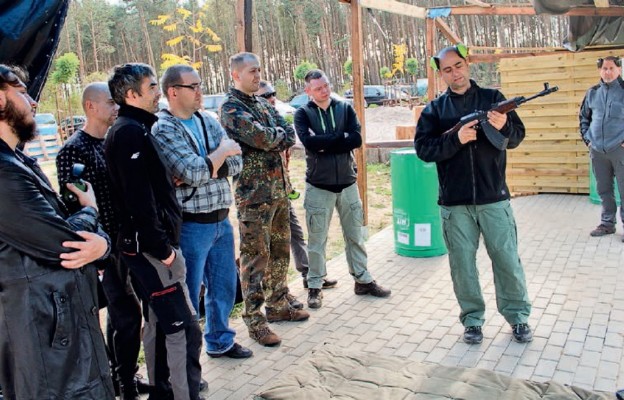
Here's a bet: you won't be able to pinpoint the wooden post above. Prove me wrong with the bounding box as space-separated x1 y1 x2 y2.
235 0 253 52
350 0 368 226
426 17 436 102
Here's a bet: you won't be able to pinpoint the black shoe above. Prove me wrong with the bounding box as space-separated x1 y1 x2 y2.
119 380 139 400
511 323 533 343
303 277 338 289
200 378 208 392
207 343 253 359
463 326 483 344
135 373 150 394
307 288 322 309
286 293 304 309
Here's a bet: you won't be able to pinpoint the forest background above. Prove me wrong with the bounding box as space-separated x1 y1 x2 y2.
40 0 569 114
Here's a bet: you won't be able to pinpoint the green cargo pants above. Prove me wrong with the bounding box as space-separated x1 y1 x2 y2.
440 200 531 328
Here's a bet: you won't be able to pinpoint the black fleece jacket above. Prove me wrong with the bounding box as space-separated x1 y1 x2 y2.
294 99 362 192
104 104 182 260
414 80 525 206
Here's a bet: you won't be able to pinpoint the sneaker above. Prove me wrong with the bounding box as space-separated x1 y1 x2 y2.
307 288 322 309
511 323 533 343
285 293 303 310
303 277 338 289
266 306 310 323
354 281 391 297
207 343 253 359
463 326 483 344
249 326 281 347
590 224 616 237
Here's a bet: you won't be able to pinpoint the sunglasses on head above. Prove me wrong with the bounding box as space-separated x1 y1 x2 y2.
430 43 469 71
259 91 276 99
597 57 622 68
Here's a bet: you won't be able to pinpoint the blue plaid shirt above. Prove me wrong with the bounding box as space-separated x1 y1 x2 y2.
152 110 242 214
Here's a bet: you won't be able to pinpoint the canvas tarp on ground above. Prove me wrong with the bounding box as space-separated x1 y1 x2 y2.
256 345 613 400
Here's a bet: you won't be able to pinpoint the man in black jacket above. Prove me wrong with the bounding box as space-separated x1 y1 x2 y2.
414 45 532 345
104 63 203 400
0 64 114 399
294 69 390 309
57 82 148 399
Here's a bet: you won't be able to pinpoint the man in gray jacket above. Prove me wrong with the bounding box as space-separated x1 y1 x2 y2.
580 56 624 240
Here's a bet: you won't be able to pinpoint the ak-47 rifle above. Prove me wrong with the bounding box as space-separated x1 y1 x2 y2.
443 82 559 150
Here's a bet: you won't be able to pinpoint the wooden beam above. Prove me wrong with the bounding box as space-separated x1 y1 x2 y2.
434 18 461 44
469 52 556 63
445 5 624 16
464 0 492 6
350 0 369 225
426 17 436 102
360 0 426 19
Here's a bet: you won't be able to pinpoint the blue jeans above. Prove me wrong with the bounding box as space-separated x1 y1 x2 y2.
180 219 237 355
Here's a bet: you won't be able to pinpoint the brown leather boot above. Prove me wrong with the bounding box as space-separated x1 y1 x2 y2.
354 280 391 297
249 326 281 347
266 306 310 323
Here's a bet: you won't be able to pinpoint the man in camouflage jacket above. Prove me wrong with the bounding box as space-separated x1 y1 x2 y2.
220 52 309 347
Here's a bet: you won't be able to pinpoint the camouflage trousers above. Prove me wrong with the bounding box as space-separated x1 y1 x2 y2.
238 197 291 331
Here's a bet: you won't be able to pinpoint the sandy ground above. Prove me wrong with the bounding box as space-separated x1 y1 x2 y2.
364 105 415 141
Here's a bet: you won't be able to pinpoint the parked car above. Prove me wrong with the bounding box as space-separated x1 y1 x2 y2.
289 92 363 109
35 113 59 136
60 115 86 139
274 99 295 117
344 85 410 106
203 94 226 113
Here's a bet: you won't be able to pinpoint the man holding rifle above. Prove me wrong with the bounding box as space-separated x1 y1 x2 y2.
414 44 533 345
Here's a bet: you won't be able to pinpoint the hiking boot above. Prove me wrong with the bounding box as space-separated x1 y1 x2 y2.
463 326 483 344
249 326 281 347
590 224 616 237
285 293 304 310
307 288 322 309
266 306 310 323
354 280 391 297
511 323 533 343
303 277 338 289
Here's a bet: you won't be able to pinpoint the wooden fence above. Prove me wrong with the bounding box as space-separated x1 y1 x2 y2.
24 131 62 161
500 48 623 195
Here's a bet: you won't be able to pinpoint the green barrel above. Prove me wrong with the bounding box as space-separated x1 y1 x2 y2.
391 148 447 257
589 158 620 205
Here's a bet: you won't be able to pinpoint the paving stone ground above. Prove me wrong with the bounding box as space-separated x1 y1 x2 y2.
140 194 624 399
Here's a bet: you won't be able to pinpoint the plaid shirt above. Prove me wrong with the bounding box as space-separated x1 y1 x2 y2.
151 110 242 214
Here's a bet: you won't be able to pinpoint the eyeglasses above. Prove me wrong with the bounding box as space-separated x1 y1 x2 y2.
173 82 202 92
430 43 469 71
597 57 622 68
258 91 276 99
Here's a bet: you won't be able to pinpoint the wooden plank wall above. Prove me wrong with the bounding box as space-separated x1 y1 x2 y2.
499 49 622 195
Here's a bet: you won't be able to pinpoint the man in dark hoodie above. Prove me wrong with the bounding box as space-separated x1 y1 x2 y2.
415 45 532 345
104 63 203 400
293 69 391 310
